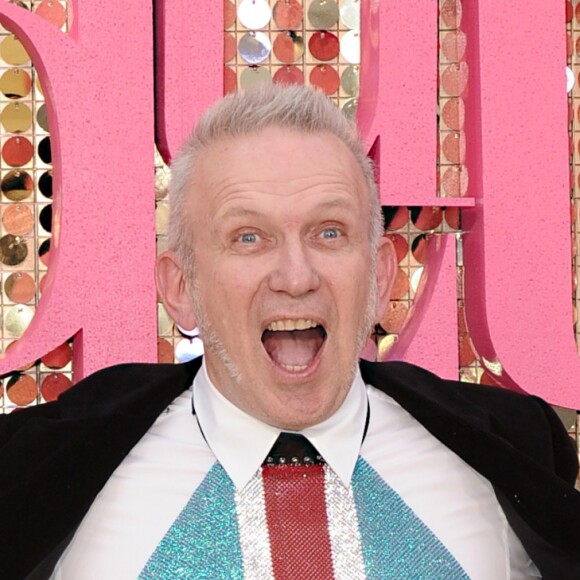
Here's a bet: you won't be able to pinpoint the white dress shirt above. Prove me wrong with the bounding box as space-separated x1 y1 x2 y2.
54 361 540 579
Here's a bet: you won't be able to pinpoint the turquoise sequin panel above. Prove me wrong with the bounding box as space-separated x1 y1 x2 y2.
139 462 244 579
352 457 469 579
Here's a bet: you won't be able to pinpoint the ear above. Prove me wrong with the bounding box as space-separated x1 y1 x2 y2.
155 250 197 330
375 236 397 323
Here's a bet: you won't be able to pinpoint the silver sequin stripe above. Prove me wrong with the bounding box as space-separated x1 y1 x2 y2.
325 464 367 579
235 471 275 580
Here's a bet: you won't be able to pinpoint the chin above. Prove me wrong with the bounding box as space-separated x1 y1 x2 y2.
265 397 336 430
270 414 321 431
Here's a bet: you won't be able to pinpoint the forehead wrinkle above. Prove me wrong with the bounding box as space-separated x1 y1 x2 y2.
185 130 372 233
215 171 357 192
211 175 363 209
215 191 362 226
229 193 353 214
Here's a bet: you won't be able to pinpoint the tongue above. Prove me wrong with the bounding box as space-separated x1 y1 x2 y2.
262 328 324 366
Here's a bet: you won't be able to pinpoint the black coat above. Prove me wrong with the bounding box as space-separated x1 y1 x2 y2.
0 358 578 579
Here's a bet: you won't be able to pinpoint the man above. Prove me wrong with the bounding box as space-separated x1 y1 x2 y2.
0 84 579 579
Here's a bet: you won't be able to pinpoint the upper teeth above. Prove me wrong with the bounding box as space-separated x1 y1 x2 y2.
267 319 319 331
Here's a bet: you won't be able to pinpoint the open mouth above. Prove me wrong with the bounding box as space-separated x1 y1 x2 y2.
261 319 327 373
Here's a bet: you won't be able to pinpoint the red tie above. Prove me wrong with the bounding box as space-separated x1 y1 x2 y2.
261 434 335 579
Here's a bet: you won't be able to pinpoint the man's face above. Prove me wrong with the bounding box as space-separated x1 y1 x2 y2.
160 126 394 430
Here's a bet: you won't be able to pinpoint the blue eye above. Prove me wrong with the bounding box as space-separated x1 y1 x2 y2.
240 232 258 243
321 228 340 239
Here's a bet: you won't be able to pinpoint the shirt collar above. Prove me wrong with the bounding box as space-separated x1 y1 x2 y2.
193 360 368 490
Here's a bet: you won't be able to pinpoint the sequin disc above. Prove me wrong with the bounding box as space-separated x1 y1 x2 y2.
1 102 33 133
157 338 173 363
410 268 424 293
41 343 72 369
411 234 427 264
41 373 72 401
441 164 468 196
385 206 409 230
224 0 236 28
224 32 237 63
340 30 360 64
391 268 410 299
441 29 466 62
412 206 443 231
308 0 339 29
440 0 462 29
237 0 272 30
39 239 50 267
38 171 52 198
441 97 465 130
273 65 304 85
38 136 52 164
309 31 339 61
341 65 359 96
4 271 35 303
39 204 52 233
37 103 49 131
224 67 237 94
35 0 67 29
1 170 32 201
1 35 30 66
239 32 272 65
6 374 36 405
381 300 408 333
442 131 465 164
309 64 339 95
240 66 272 88
0 68 31 99
155 202 169 235
441 62 468 96
157 303 174 335
273 0 303 29
2 137 33 167
342 98 358 119
340 0 360 29
175 337 204 363
445 206 461 230
2 204 33 236
385 233 409 263
273 31 305 63
5 304 33 337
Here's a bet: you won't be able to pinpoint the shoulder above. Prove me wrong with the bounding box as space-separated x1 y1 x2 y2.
360 358 538 412
0 358 202 431
58 359 201 406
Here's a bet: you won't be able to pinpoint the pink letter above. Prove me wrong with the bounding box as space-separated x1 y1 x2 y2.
0 0 157 379
155 1 223 163
461 0 580 407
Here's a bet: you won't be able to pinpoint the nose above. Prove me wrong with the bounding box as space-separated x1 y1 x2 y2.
268 239 321 297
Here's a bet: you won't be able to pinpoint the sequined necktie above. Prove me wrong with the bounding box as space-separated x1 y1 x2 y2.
261 433 334 579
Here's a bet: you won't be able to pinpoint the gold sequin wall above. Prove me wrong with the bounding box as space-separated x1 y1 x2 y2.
0 0 72 412
0 0 577 458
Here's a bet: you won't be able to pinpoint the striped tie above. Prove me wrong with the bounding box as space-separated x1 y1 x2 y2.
262 433 334 579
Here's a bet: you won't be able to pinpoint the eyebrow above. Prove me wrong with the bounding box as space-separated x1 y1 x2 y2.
314 197 355 211
219 197 355 221
218 207 263 221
